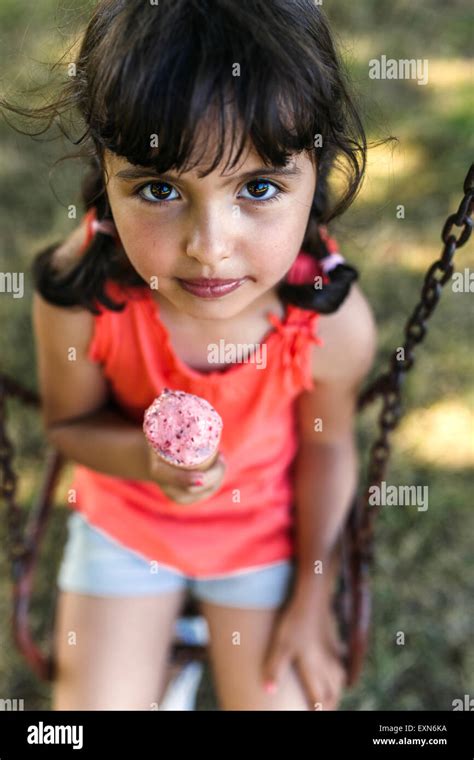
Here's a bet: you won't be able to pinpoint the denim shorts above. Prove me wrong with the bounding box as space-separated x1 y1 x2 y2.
57 511 296 609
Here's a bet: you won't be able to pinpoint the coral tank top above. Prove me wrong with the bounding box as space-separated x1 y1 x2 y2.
67 214 331 577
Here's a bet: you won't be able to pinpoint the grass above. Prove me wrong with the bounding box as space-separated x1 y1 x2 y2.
0 0 473 710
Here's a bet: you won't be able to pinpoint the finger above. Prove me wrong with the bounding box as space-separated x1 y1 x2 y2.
321 675 344 711
185 454 226 490
167 487 213 505
159 487 192 505
326 661 347 709
187 482 220 498
149 450 205 488
178 476 222 501
296 660 326 710
189 486 220 503
262 644 291 693
196 452 226 481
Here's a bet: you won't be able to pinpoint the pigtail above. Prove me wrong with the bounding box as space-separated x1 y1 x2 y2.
277 158 359 314
278 258 359 314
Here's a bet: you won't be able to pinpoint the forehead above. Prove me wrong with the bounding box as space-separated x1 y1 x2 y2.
103 106 315 179
105 145 315 181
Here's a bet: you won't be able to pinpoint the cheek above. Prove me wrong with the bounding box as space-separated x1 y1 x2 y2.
245 210 306 278
113 210 177 274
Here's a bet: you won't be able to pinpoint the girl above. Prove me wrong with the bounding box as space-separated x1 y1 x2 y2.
12 0 377 710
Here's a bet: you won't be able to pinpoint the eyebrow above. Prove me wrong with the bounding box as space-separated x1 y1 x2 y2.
114 164 303 185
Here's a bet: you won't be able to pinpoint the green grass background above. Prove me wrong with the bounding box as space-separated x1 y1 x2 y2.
0 0 473 710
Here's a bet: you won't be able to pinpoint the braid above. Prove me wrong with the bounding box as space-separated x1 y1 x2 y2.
277 157 359 315
278 261 359 314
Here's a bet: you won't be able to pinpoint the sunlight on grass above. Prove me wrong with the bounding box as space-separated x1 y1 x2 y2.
344 38 472 86
358 141 427 205
395 398 474 468
427 59 473 89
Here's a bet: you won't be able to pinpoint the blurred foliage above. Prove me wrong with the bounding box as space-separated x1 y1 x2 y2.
0 0 473 710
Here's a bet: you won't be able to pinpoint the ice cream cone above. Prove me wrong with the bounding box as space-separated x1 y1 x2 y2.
143 388 223 470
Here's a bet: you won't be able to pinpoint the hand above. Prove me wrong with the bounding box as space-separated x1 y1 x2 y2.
261 595 347 710
145 441 226 505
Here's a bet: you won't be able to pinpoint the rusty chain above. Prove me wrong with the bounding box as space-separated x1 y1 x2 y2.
342 163 473 685
355 162 473 565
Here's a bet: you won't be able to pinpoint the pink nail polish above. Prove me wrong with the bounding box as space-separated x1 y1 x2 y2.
264 681 278 694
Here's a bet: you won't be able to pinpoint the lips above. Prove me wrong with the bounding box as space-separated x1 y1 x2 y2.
177 277 249 298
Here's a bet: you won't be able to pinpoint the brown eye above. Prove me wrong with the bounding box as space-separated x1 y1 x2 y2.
138 181 178 203
247 179 270 197
240 179 281 204
149 182 172 199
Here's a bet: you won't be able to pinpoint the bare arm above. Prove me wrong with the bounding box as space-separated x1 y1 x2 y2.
292 283 378 601
32 288 151 480
261 285 377 703
47 407 153 481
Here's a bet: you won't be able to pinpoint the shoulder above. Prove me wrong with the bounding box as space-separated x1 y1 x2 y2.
32 291 96 359
311 282 378 385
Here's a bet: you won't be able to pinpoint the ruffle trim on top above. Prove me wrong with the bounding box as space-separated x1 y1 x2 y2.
141 287 324 398
267 306 324 393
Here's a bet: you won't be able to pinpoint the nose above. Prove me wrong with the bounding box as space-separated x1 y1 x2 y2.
184 204 232 271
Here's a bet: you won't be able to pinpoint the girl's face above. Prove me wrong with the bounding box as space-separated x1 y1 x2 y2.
103 134 316 323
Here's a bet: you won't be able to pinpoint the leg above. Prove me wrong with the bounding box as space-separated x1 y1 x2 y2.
199 601 310 710
52 588 187 710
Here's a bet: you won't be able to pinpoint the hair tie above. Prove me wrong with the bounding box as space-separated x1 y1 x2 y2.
78 208 119 256
91 218 117 238
320 252 346 273
317 225 346 273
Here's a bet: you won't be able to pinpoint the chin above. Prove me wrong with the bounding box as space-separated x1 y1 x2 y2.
177 296 250 320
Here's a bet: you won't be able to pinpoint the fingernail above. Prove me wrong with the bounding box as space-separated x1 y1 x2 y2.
264 681 278 694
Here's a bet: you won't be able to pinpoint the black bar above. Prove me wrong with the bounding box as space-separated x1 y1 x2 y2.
0 710 472 757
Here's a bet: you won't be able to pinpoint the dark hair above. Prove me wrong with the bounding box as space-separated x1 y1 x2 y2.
2 0 367 315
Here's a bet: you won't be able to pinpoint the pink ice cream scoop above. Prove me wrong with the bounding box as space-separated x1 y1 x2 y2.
143 388 223 469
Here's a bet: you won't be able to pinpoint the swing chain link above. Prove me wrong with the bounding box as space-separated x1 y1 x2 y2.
355 163 473 565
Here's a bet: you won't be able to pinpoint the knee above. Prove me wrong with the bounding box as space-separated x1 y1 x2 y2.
216 667 311 711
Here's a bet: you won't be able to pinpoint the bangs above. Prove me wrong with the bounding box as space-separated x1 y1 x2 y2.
79 0 337 175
